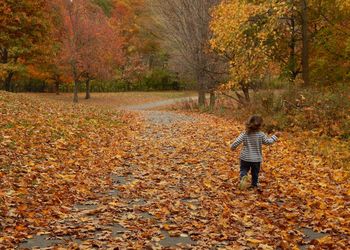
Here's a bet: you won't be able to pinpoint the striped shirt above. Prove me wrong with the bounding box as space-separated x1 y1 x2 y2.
230 131 278 162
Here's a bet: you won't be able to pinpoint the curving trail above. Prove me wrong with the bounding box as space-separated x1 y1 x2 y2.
121 96 198 111
18 98 349 249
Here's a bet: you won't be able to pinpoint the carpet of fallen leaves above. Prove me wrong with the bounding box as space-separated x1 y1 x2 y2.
1 91 350 249
0 92 135 247
108 114 349 249
27 92 195 110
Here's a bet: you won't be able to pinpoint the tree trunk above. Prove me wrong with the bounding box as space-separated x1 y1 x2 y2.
72 63 79 103
73 79 79 103
4 72 14 92
288 15 298 83
197 74 206 107
301 0 310 86
85 79 91 99
242 86 250 103
55 81 60 95
198 90 206 107
209 91 216 110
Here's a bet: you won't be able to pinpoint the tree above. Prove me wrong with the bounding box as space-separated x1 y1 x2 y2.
300 0 310 86
79 4 124 99
55 0 124 102
211 0 350 91
0 0 51 91
112 0 156 91
211 1 275 103
310 0 350 84
149 0 224 107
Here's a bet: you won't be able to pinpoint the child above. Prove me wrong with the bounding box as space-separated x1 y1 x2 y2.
230 115 279 190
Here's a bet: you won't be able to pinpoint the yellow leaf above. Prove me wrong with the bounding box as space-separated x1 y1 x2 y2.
188 204 197 210
317 235 333 244
247 238 262 246
258 244 273 250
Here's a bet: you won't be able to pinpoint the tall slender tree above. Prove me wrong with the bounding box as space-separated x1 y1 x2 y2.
300 0 310 86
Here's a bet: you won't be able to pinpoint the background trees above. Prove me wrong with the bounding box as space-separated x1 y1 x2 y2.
54 0 125 102
0 0 158 101
0 0 51 91
210 0 350 99
1 0 349 105
210 1 274 103
149 0 226 107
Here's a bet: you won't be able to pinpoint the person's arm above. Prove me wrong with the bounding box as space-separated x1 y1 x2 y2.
230 133 245 150
262 133 278 145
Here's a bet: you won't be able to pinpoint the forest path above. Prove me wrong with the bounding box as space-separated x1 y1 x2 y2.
121 95 197 111
121 95 199 125
19 97 345 249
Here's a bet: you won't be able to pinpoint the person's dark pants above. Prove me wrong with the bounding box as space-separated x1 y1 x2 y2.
240 160 261 187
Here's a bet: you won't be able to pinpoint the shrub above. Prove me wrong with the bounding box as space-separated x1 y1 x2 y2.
236 85 350 137
9 68 193 93
194 84 349 138
140 69 187 91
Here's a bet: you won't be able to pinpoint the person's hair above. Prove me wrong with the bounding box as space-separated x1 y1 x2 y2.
246 115 263 133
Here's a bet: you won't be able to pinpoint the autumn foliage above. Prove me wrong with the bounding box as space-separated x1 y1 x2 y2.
0 0 149 100
0 91 133 247
0 1 350 248
0 91 349 248
0 0 51 91
210 0 350 100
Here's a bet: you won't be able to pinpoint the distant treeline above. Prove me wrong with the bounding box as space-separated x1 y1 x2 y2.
7 69 194 93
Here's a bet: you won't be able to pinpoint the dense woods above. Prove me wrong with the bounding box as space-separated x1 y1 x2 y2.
1 0 349 103
210 0 350 95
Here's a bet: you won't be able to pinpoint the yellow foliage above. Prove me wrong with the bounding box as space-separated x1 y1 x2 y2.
210 0 287 89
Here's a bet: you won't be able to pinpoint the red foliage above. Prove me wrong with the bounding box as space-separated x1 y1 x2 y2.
53 0 125 82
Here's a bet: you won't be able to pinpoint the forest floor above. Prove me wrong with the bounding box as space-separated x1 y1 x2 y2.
1 91 349 249
26 92 196 110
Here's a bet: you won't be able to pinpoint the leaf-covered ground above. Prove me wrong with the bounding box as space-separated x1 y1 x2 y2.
1 92 349 249
26 92 196 110
0 92 135 248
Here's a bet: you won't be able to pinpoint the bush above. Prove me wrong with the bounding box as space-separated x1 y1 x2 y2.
8 68 192 93
140 69 186 91
203 84 349 138
258 78 288 90
235 84 350 137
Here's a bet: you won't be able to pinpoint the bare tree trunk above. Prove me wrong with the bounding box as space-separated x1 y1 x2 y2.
4 72 14 92
73 79 79 103
209 91 216 110
242 86 250 103
301 0 310 86
197 74 206 107
288 15 298 83
85 79 91 99
198 90 206 107
55 81 60 95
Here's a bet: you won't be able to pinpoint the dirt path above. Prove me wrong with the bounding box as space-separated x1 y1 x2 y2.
18 99 348 249
121 95 198 125
121 96 197 111
19 101 203 249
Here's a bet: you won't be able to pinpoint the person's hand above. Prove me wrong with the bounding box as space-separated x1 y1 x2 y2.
274 131 282 137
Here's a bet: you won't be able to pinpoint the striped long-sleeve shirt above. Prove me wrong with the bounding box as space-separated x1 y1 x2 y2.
230 131 278 162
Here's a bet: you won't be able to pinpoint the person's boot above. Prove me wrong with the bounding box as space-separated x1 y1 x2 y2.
239 175 248 190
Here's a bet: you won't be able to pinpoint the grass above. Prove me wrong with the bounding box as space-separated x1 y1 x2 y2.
27 91 196 109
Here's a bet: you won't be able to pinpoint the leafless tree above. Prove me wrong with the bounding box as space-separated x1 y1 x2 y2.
149 0 228 107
